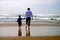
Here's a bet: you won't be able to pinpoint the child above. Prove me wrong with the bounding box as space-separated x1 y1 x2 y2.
17 15 24 36
17 15 22 27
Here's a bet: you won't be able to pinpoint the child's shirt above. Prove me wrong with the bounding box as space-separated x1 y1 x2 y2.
17 18 22 24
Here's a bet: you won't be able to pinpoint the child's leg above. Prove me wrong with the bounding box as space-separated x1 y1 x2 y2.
18 26 22 36
26 23 28 28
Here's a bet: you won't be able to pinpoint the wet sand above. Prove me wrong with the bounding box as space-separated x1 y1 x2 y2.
0 22 60 40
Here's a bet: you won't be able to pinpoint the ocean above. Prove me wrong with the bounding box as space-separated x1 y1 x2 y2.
0 15 60 22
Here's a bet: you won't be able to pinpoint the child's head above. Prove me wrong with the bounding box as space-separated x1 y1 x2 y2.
19 15 21 18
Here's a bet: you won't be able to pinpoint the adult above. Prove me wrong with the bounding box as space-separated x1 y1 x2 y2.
25 8 33 28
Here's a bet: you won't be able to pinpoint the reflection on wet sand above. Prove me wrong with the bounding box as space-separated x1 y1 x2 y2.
26 28 30 36
18 27 30 36
0 26 60 36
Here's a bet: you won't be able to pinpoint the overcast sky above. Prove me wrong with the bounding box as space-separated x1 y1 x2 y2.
0 0 60 16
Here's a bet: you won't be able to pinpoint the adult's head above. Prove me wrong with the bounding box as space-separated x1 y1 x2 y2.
27 8 30 10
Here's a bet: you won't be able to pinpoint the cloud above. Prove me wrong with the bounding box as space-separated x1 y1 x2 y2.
0 0 60 15
35 0 60 4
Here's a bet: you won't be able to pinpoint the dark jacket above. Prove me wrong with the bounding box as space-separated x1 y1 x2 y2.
17 18 22 25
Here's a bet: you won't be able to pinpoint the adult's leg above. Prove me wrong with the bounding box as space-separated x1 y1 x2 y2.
28 18 31 28
26 18 28 28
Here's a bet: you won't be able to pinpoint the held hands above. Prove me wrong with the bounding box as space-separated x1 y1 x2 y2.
23 18 25 19
22 18 25 20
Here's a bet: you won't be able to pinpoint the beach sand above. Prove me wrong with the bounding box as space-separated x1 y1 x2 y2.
0 22 60 40
0 36 60 40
